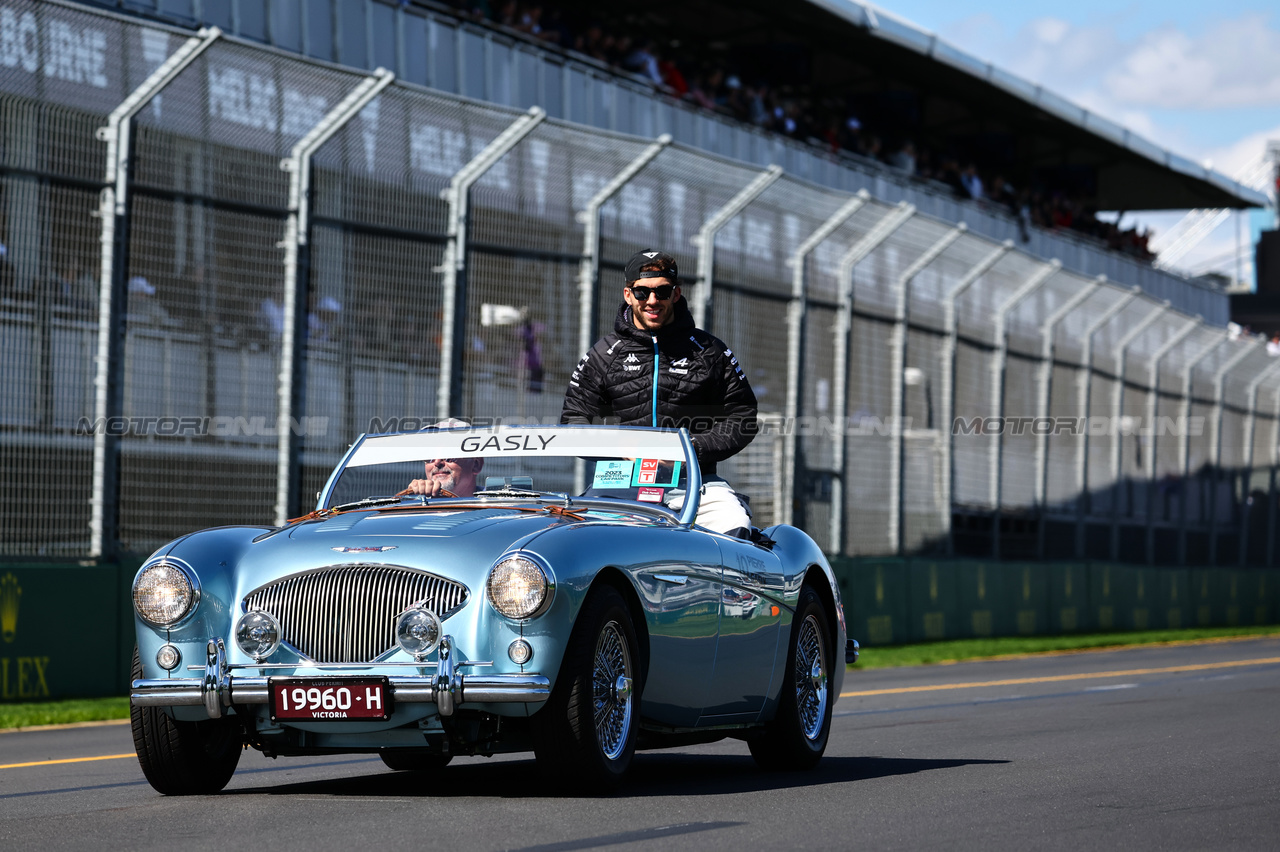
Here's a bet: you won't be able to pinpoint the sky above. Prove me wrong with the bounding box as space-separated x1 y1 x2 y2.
871 0 1280 283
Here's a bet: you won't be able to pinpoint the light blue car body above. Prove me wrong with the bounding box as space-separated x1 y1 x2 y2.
131 426 846 753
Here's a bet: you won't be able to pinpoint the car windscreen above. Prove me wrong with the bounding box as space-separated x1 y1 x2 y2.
323 427 690 509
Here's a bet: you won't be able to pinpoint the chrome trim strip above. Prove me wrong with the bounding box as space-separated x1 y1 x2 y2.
184 660 495 671
130 673 549 707
316 434 367 511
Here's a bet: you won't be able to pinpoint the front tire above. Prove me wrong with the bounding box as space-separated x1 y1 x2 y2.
130 647 243 795
532 584 640 793
750 585 832 770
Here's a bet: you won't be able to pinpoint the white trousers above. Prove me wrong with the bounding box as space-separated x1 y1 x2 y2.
664 477 752 534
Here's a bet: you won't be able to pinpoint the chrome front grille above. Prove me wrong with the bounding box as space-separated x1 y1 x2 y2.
243 564 468 663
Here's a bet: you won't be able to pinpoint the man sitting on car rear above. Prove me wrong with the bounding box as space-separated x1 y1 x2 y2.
561 249 757 534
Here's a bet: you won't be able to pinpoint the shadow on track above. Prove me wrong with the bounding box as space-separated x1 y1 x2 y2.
223 753 1009 799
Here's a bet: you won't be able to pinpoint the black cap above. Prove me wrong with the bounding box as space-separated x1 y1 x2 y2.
624 249 679 284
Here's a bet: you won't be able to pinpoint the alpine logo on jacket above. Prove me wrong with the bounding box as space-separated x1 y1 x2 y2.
669 356 691 375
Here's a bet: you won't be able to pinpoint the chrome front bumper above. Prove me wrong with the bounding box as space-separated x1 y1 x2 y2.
131 636 550 718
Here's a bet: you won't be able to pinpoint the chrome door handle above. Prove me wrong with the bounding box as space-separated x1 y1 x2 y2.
654 574 688 585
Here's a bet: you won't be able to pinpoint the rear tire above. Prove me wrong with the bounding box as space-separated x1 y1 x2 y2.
749 585 832 771
379 750 453 772
532 584 640 793
130 647 242 795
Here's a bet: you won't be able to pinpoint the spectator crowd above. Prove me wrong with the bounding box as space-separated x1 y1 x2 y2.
440 0 1155 261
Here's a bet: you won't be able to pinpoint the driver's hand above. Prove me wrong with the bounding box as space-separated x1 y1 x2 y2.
402 479 446 496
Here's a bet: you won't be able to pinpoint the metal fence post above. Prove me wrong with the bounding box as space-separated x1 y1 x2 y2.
1073 287 1140 558
830 202 916 555
783 191 869 527
1268 386 1280 566
1143 314 1203 563
575 135 672 360
1104 300 1169 559
1207 339 1263 564
1177 332 1230 564
990 260 1060 558
90 27 222 558
1034 276 1103 558
1238 360 1280 564
890 224 966 554
689 164 783 331
272 69 395 526
438 106 547 420
571 134 671 490
940 241 1013 555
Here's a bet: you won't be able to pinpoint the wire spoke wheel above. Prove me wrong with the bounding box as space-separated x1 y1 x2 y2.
794 613 828 741
532 585 640 792
749 585 833 771
592 621 633 761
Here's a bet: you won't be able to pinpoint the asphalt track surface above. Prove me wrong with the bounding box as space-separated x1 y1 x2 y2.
2 637 1278 851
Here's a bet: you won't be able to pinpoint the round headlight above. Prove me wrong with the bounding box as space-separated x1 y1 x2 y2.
487 555 552 620
133 560 198 626
235 611 282 660
396 608 442 659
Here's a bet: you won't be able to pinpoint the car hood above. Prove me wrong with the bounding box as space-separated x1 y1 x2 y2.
239 507 574 589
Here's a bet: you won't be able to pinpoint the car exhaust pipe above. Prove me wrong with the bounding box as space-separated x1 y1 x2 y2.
846 639 860 665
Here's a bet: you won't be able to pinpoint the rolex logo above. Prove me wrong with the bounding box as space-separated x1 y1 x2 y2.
1 573 19 643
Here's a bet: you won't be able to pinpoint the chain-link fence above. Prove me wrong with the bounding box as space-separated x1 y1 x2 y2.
2 1 1277 566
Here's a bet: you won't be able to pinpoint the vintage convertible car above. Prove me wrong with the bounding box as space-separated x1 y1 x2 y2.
130 425 854 795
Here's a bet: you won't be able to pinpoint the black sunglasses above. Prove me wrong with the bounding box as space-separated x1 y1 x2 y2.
628 284 676 301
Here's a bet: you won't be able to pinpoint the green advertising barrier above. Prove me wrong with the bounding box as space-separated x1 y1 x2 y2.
0 563 133 702
956 560 1010 638
832 558 909 646
1190 568 1222 627
1003 563 1050 636
1048 563 1090 633
1089 563 1131 632
906 560 960 642
1157 568 1191 630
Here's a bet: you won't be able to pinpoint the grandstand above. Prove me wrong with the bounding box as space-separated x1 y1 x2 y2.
67 0 1268 321
1 0 1277 570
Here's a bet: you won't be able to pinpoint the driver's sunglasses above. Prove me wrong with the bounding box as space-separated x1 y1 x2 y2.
628 284 676 301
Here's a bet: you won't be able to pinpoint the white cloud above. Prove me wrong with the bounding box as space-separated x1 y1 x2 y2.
1106 15 1280 109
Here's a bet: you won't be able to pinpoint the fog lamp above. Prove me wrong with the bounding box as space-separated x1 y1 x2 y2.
133 560 198 626
155 644 182 671
235 611 281 661
396 608 442 659
508 639 532 665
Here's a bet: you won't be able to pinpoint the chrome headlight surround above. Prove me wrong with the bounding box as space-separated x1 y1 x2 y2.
486 553 555 620
132 557 201 628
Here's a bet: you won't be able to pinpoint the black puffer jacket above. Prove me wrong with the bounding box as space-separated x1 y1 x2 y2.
561 297 757 474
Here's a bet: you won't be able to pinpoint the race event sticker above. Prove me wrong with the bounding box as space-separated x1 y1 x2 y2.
637 487 665 503
632 459 681 487
592 459 634 489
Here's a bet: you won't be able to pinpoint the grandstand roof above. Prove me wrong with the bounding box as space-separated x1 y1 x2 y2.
631 0 1267 211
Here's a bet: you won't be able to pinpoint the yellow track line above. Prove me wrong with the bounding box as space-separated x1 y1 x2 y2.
840 656 1280 698
1 753 135 770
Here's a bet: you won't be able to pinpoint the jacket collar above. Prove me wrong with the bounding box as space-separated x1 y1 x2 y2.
612 295 697 343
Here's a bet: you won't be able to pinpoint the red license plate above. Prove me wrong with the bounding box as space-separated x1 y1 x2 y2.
270 678 391 721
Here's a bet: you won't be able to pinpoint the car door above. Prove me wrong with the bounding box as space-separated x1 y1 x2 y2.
627 527 724 728
697 534 786 724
